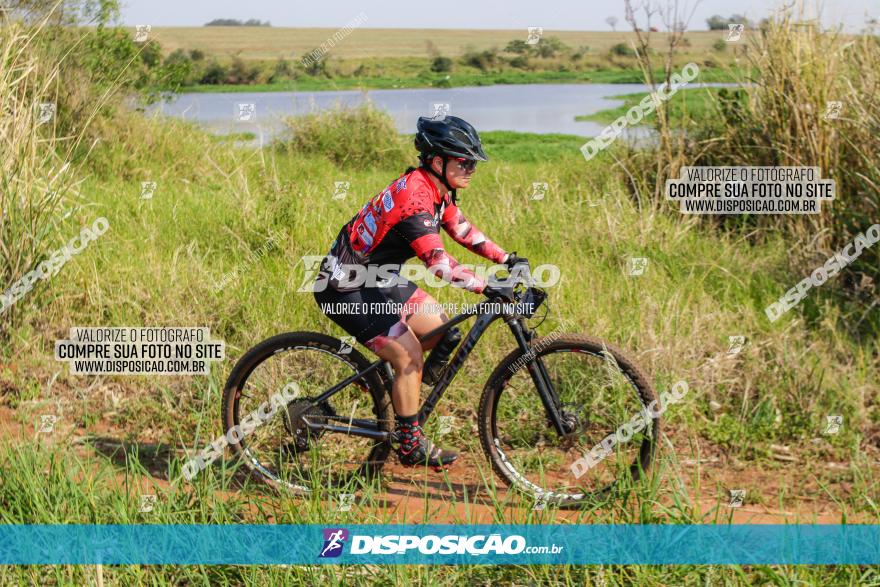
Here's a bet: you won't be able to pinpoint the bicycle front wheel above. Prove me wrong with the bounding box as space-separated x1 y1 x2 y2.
478 334 658 507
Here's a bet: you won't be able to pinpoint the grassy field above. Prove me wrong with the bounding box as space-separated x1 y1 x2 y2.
2 15 880 585
135 26 742 92
146 27 730 60
1 108 879 583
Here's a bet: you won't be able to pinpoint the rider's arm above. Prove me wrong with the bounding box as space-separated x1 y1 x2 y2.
412 234 487 293
441 202 508 264
390 206 487 293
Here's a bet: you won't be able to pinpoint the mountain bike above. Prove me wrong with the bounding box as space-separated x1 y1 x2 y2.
221 261 658 507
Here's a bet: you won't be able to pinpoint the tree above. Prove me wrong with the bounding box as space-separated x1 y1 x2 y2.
707 14 751 30
606 16 618 31
1 0 120 25
504 39 530 54
535 36 569 58
204 18 270 27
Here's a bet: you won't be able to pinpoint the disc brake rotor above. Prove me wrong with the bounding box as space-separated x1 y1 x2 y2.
548 402 590 444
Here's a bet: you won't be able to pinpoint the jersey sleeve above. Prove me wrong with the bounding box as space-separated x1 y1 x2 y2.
409 232 487 293
387 189 487 293
441 202 508 264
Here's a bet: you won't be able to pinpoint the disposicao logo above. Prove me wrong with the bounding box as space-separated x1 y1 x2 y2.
318 528 349 558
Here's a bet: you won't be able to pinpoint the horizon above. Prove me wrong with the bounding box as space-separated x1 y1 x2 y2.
119 0 878 34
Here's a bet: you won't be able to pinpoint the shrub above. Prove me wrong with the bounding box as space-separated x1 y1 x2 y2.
161 51 196 87
712 39 728 52
509 55 529 69
504 40 530 54
276 104 410 170
164 48 191 66
269 57 294 83
572 46 590 60
200 60 227 84
610 42 636 57
139 40 162 67
707 14 752 30
460 49 498 71
304 53 328 77
226 57 260 84
535 37 569 58
430 56 453 72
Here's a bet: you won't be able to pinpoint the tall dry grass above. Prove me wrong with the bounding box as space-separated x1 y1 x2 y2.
0 8 148 339
699 6 880 243
620 3 879 334
702 6 879 331
0 19 83 337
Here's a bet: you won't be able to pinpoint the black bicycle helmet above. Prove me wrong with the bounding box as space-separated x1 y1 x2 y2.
413 115 487 196
414 115 489 162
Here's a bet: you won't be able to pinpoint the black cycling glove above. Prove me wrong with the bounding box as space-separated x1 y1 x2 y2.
505 252 529 269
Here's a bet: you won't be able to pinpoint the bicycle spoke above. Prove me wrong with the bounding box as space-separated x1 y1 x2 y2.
227 340 390 494
490 344 653 503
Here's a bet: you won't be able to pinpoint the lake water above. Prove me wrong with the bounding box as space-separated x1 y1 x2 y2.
150 82 732 141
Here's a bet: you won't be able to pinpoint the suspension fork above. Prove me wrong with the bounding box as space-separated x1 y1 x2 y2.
506 317 568 436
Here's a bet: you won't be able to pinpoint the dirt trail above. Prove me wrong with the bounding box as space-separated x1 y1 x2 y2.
367 455 863 524
1 404 870 525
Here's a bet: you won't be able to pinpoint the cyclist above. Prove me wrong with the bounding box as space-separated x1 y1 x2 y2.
313 115 525 470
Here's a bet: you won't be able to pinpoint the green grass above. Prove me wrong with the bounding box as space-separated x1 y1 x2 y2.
3 16 880 584
180 67 744 93
9 108 877 474
2 98 879 585
576 86 731 125
479 131 587 162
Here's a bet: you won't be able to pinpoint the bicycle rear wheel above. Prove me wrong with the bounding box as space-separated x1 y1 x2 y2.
221 331 393 494
478 334 658 507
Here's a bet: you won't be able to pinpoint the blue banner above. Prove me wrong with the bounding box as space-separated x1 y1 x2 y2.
1 524 878 565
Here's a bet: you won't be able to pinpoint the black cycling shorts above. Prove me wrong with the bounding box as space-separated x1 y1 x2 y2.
313 277 421 345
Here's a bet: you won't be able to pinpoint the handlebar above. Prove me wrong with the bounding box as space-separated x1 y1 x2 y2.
482 260 538 305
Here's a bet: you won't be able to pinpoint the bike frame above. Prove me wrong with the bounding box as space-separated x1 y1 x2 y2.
300 288 569 443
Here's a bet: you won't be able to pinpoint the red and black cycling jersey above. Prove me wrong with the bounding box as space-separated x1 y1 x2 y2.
322 167 507 293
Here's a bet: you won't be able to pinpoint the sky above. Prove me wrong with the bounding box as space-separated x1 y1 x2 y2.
120 0 878 32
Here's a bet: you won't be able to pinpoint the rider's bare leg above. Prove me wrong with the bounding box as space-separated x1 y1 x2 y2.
365 290 448 416
364 292 457 467
369 324 423 416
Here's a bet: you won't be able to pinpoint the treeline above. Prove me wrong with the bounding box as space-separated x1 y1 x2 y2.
433 35 721 75
706 14 753 30
204 18 270 27
156 36 594 87
159 32 732 87
161 51 297 86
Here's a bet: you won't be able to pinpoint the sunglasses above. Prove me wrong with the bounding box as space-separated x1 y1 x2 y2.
453 158 478 173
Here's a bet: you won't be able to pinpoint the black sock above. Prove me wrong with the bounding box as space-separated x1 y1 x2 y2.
395 413 422 452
